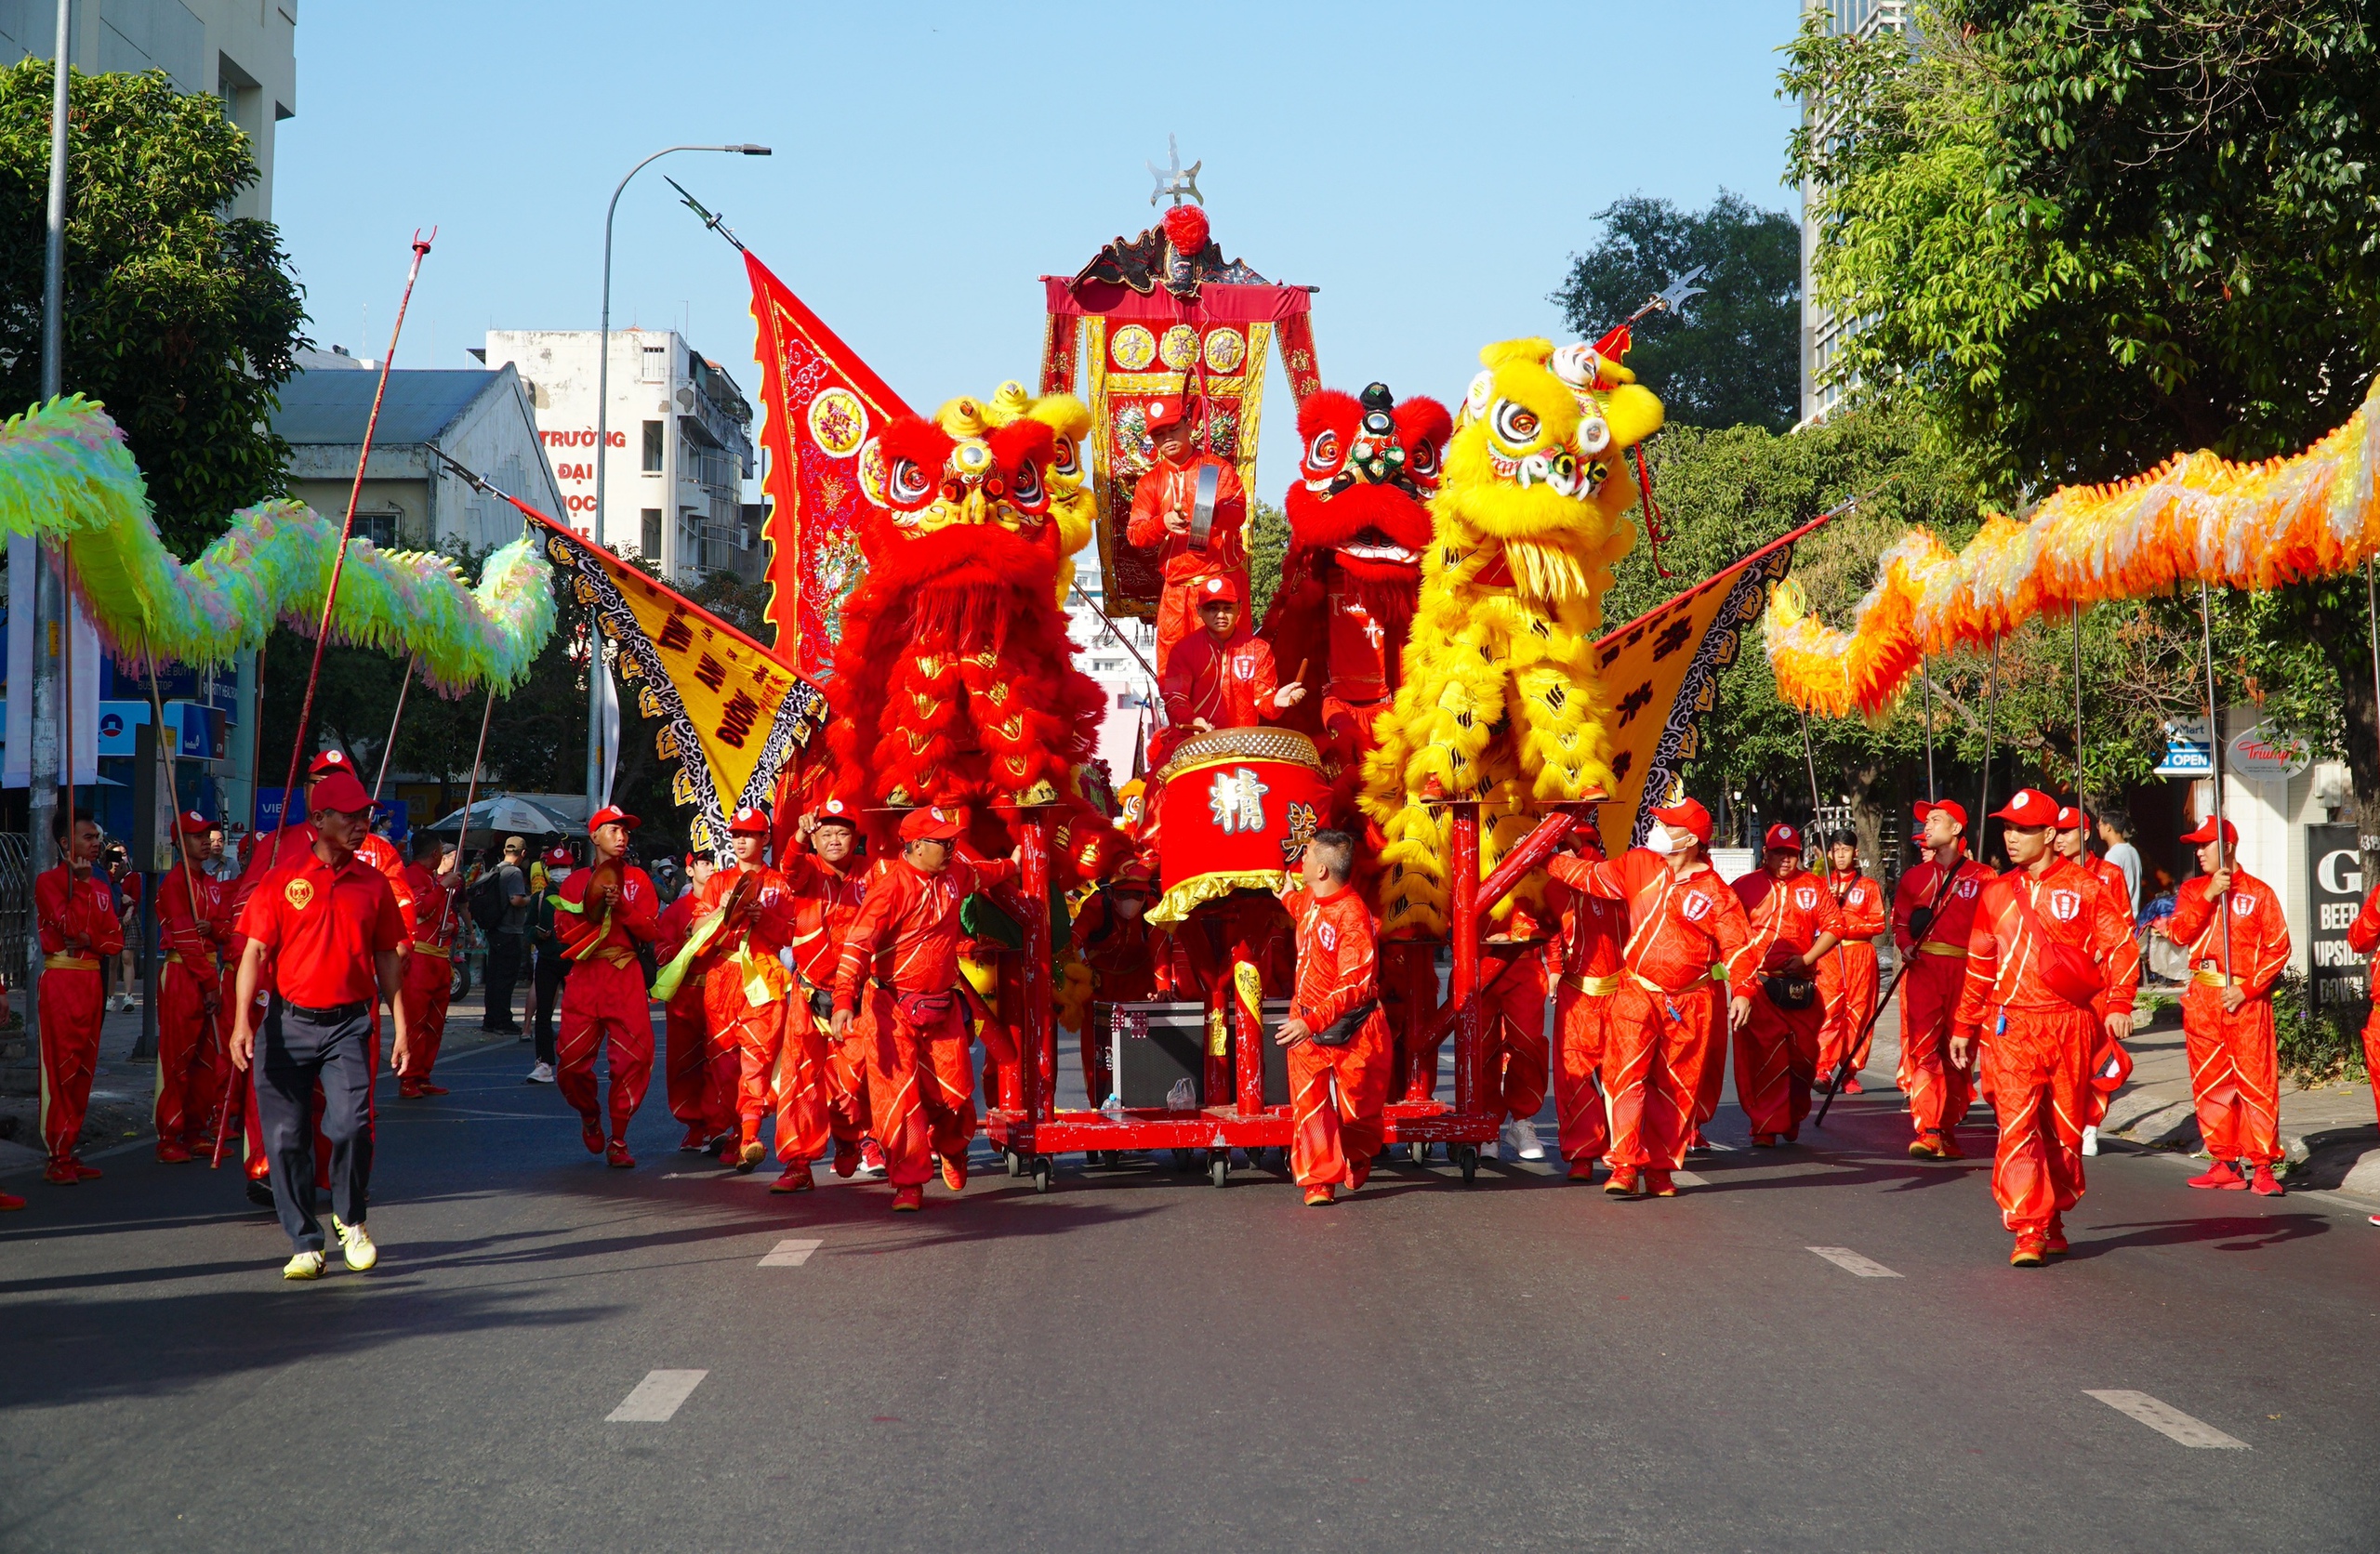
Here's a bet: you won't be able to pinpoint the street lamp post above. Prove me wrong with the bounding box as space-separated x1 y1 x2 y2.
585 141 769 815
28 0 71 1050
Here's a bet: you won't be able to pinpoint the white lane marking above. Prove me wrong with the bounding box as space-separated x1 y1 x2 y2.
607 1370 708 1422
1671 1170 1709 1187
2084 1390 2248 1449
1807 1245 1901 1278
758 1238 822 1268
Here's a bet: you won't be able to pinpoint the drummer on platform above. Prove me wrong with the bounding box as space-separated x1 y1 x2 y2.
229 770 408 1281
1158 574 1305 740
1128 394 1250 672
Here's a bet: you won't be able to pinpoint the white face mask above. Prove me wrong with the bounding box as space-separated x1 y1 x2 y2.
1646 824 1676 857
549 868 572 885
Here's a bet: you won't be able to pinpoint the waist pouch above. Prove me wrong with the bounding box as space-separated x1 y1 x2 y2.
1309 998 1378 1047
893 989 970 1034
810 988 835 1023
1761 975 1818 1010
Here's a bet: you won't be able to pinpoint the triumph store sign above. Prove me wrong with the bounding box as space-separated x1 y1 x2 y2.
2305 823 2371 1023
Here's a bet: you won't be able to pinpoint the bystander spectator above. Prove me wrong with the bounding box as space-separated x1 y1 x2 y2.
2098 810 2143 915
103 841 142 1013
479 836 531 1034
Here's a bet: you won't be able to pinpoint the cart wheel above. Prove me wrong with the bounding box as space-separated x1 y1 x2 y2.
1031 1155 1054 1192
1171 1148 1193 1172
1000 1149 1019 1179
1409 1142 1432 1166
1210 1153 1229 1189
1101 1149 1122 1168
1456 1145 1479 1185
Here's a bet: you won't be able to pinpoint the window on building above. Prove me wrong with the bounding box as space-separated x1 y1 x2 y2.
641 420 665 473
641 343 668 384
641 509 662 559
357 510 399 550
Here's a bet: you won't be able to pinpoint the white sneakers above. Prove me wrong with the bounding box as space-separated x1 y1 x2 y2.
1503 1115 1545 1161
333 1216 377 1271
525 1061 555 1085
2081 1125 2098 1157
283 1250 325 1281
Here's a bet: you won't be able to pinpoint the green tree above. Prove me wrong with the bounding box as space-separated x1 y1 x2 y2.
0 63 307 557
1246 497 1289 621
1550 192 1802 432
1782 2 2380 805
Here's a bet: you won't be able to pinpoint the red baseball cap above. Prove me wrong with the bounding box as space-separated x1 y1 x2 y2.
728 804 771 836
1145 396 1187 433
544 846 573 866
588 804 640 833
308 749 353 778
1650 798 1712 844
2179 815 2240 848
1912 798 1967 830
1112 856 1157 891
1196 573 1243 606
1763 823 1802 852
810 797 858 829
173 809 212 836
899 804 967 842
1990 788 2061 827
2054 805 2084 832
310 770 374 815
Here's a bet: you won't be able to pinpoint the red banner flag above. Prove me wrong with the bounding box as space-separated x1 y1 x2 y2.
744 250 914 679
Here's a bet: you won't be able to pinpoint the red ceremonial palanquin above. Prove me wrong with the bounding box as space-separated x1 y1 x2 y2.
1258 383 1450 817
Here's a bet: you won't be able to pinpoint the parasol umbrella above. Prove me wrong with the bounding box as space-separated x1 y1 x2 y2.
423 793 581 848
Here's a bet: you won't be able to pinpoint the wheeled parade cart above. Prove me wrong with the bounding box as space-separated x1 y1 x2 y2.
980 726 1601 1192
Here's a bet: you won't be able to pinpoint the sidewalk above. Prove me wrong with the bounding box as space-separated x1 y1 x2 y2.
0 981 533 1175
2097 993 2380 1200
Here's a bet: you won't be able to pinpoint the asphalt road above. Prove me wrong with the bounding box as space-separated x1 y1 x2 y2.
3 1023 2376 1554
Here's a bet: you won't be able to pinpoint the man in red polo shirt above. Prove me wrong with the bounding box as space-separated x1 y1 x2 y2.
1732 823 1846 1146
230 770 408 1281
396 836 459 1099
830 806 1017 1212
154 810 234 1161
553 805 662 1168
1127 395 1250 674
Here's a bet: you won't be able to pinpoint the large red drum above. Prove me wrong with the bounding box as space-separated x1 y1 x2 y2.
1146 728 1329 925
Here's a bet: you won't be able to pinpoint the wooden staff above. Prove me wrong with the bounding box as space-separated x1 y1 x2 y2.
372 653 417 803
2071 610 2087 810
429 685 498 948
1976 639 2000 855
2197 579 2234 985
1919 656 1937 802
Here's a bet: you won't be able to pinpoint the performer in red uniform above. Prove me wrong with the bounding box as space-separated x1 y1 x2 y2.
1579 800 1757 1196
1815 830 1885 1095
831 806 1017 1212
37 810 123 1184
154 811 233 1160
1127 395 1250 673
654 850 732 1152
2344 883 2380 1152
1277 830 1393 1205
1732 823 1846 1145
395 836 458 1098
1544 826 1625 1180
552 805 661 1167
781 800 879 1179
1071 855 1163 1104
1893 799 1995 1160
1950 788 2140 1265
1483 901 1553 1161
229 770 409 1279
2162 816 2291 1194
2056 806 2135 923
705 806 826 1192
1158 576 1306 744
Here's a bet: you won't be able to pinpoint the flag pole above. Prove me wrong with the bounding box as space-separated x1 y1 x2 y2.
1919 656 1937 803
2197 580 2234 986
1977 640 1999 856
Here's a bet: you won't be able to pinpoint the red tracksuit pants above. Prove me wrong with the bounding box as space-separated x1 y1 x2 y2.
1735 985 1823 1139
661 983 734 1138
398 951 452 1082
39 966 104 1164
1899 954 1975 1139
1982 1008 2094 1235
1288 1015 1391 1190
1553 980 1614 1163
155 960 226 1152
1816 942 1879 1080
860 988 977 1189
1484 951 1549 1125
1604 980 1722 1172
2181 981 2281 1165
826 1001 871 1148
2363 1005 2380 1131
556 958 654 1146
714 976 831 1167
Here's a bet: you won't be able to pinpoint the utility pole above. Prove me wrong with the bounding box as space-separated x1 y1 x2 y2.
28 0 71 1045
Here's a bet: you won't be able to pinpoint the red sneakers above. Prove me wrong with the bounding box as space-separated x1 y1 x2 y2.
580 1117 606 1156
891 1184 924 1212
2045 1216 2070 1257
1646 1170 1678 1198
2187 1161 2247 1191
2249 1163 2285 1196
42 1160 77 1186
771 1164 813 1193
940 1152 968 1192
0 1189 22 1210
156 1143 192 1165
831 1140 859 1179
1844 1077 1866 1095
1935 1131 1964 1159
1603 1167 1640 1196
1908 1131 1947 1160
1303 1186 1335 1207
2011 1231 2048 1267
606 1143 636 1169
1567 1160 1597 1182
680 1124 710 1152
735 1126 765 1174
858 1139 887 1178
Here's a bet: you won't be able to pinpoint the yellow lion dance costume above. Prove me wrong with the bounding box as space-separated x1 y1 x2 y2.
1359 336 1664 936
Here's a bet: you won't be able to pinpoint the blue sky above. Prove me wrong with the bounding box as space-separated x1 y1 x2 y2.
275 1 1803 502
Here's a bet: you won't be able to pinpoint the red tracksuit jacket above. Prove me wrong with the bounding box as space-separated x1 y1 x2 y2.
832 853 1017 1015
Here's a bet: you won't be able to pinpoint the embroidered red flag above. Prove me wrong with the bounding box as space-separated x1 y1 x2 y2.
744 250 914 679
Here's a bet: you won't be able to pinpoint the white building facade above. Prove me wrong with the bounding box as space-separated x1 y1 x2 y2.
1066 565 1162 784
480 329 761 586
1796 0 1910 426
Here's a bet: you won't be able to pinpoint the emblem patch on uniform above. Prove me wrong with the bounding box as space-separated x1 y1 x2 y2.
1956 880 1978 899
2231 894 2254 916
284 878 314 911
1682 893 1711 922
1208 766 1269 835
2049 889 2082 920
1795 886 1818 910
1318 922 1337 952
1233 655 1253 681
